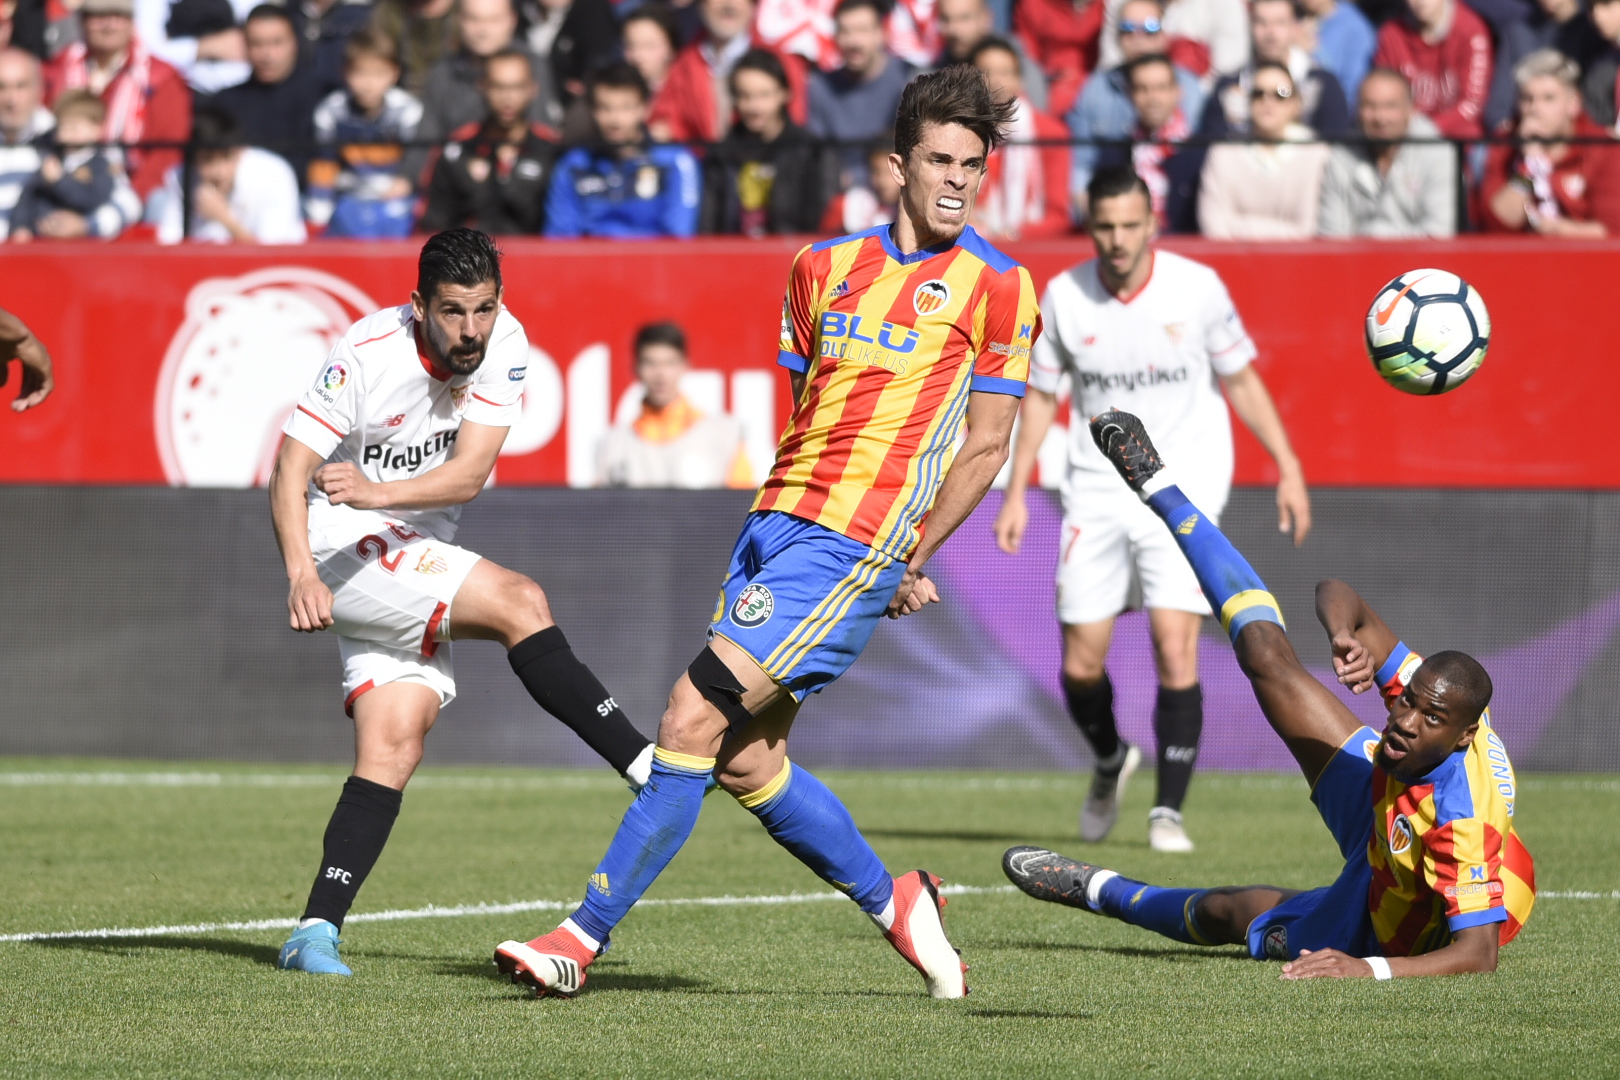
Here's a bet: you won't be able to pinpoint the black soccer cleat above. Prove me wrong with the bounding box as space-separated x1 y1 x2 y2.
1002 846 1106 911
1088 409 1164 493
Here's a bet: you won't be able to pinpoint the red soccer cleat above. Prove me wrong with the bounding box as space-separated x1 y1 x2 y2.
493 927 596 998
882 870 968 999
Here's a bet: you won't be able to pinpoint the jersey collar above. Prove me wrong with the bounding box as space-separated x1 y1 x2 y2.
1102 250 1156 304
414 323 452 382
878 223 961 266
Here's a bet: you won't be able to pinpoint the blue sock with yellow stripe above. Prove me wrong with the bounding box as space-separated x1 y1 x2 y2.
1093 873 1212 946
569 748 715 945
738 761 893 916
1144 484 1284 643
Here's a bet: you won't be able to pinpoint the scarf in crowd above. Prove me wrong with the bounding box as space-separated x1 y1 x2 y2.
979 96 1044 238
1131 107 1191 225
1519 150 1563 222
55 38 153 145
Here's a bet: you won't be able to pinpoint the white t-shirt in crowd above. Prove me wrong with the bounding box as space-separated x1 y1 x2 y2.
1030 248 1256 506
154 146 308 245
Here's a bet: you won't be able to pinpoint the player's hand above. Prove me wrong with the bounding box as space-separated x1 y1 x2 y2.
886 568 940 619
1280 948 1374 980
314 462 387 509
1276 472 1311 546
993 491 1028 554
194 181 232 224
1330 632 1376 694
6 329 54 412
288 572 334 632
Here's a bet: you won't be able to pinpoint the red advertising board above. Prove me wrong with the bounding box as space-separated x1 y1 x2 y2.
3 236 1616 488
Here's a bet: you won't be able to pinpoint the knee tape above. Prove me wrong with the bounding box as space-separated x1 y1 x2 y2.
687 645 754 733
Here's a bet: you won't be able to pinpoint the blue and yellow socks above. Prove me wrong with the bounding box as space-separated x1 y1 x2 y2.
1086 870 1214 947
1142 480 1284 643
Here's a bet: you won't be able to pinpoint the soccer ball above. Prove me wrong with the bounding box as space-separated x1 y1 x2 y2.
1363 269 1490 395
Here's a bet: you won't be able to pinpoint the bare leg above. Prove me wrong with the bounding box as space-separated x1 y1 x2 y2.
446 558 554 648
1060 617 1116 685
1147 608 1199 689
353 681 441 790
1192 886 1303 945
1232 622 1361 788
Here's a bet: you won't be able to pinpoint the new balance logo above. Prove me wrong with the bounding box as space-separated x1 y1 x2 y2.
324 866 353 884
1177 515 1199 535
589 872 610 895
595 697 619 717
380 413 406 428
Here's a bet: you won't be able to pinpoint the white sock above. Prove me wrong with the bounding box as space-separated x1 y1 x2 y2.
624 743 655 791
560 917 600 953
1086 869 1119 912
868 896 897 932
297 917 330 930
1138 465 1181 501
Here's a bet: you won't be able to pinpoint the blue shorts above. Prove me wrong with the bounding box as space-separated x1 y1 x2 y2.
708 511 906 701
1245 726 1385 961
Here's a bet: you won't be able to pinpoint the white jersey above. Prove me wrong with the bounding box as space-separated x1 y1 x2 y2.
1030 249 1256 506
283 303 529 543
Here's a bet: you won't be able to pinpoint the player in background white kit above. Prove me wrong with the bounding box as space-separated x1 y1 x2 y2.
995 168 1311 852
267 230 655 975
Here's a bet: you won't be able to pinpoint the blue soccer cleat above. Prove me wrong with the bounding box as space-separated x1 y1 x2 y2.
278 920 352 975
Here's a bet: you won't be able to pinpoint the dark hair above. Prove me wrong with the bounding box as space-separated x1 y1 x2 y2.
1361 65 1412 99
1122 52 1175 88
482 46 533 81
1252 59 1295 91
1249 0 1302 16
966 35 1020 69
589 59 649 103
622 2 679 52
634 320 688 359
834 0 888 22
1086 164 1150 208
344 27 398 69
893 64 1015 162
190 104 244 150
731 47 789 93
1420 651 1494 727
243 3 295 30
417 229 503 301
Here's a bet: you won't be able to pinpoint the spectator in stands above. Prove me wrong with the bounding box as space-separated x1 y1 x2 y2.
818 132 897 230
1482 48 1620 235
754 0 837 71
1097 0 1249 81
623 4 679 98
209 6 325 182
1484 0 1602 131
941 0 1050 112
306 29 423 237
133 0 248 95
546 62 699 236
8 88 140 238
519 0 616 111
1067 0 1202 219
1296 0 1376 105
1198 60 1329 237
420 46 557 233
291 0 373 94
44 0 192 198
887 0 941 69
1586 0 1620 129
1372 0 1492 138
1013 0 1102 118
969 36 1070 238
418 0 558 146
808 0 914 185
597 321 753 489
0 46 52 240
701 47 826 235
1097 52 1198 230
1318 67 1455 236
369 0 456 97
651 0 807 145
1201 0 1350 138
151 103 306 241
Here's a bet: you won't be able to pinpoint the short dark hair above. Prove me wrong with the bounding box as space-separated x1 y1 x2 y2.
482 46 533 81
190 104 244 151
1420 651 1494 728
1250 0 1302 16
1252 59 1296 91
893 64 1015 162
243 3 295 30
1361 66 1412 99
1122 52 1175 88
1086 164 1150 208
731 47 790 93
966 35 1020 69
344 27 398 70
622 3 679 53
634 321 688 359
834 0 888 23
590 60 650 103
417 229 503 302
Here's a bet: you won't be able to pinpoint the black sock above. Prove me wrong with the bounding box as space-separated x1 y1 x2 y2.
301 775 403 928
508 626 650 776
1063 671 1121 765
1153 683 1203 811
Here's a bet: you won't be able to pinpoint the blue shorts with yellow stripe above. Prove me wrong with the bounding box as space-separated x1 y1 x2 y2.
708 511 906 701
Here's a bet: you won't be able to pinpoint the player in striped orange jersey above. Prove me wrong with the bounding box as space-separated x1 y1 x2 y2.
495 65 1041 1000
1003 411 1532 979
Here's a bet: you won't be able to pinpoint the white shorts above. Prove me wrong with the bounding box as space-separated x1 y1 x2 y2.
1055 488 1226 626
311 520 482 715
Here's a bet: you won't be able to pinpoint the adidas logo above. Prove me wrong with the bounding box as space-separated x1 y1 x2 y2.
589 872 610 895
545 956 581 994
1177 514 1199 535
830 279 849 298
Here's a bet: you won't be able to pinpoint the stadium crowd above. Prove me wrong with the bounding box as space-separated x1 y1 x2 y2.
1 0 1619 241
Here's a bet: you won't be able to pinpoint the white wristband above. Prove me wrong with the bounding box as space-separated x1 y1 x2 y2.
1364 956 1393 981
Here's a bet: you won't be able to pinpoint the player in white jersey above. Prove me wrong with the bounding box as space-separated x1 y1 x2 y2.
995 167 1312 852
267 230 654 976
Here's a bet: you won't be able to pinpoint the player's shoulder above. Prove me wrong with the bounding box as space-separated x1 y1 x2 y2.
344 305 415 353
490 305 529 349
807 223 888 255
954 226 1023 277
1153 249 1228 292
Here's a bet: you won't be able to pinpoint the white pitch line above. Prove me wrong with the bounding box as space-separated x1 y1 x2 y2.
0 884 1018 944
0 772 622 791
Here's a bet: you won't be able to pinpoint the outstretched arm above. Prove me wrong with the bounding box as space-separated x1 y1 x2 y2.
0 307 54 412
1281 923 1499 980
1219 365 1310 545
1314 579 1399 695
993 386 1057 555
311 421 509 511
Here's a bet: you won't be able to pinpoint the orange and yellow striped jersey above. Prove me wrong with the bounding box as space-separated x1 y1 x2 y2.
755 224 1042 559
1367 644 1536 956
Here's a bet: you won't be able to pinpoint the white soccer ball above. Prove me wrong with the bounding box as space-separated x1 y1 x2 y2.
1363 269 1490 396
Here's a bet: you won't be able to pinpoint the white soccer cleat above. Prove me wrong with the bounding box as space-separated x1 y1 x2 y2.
1148 807 1195 853
880 871 968 999
1080 743 1142 843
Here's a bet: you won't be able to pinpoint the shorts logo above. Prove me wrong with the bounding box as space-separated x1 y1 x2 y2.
1263 925 1288 959
507 366 527 382
913 279 951 316
731 583 775 628
1388 814 1414 855
414 549 449 575
321 360 349 392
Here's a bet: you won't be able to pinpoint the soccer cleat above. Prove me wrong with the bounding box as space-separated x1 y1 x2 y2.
277 920 352 976
1001 846 1106 911
1148 807 1195 853
494 928 596 998
1080 742 1142 843
881 870 968 999
1088 409 1164 493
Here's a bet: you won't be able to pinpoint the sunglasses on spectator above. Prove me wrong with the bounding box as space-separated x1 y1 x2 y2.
1250 84 1294 100
1118 17 1162 33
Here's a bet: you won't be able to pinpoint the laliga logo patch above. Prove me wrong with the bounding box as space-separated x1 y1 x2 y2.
731 583 775 628
1262 925 1288 960
913 279 951 316
1388 814 1414 855
322 360 349 392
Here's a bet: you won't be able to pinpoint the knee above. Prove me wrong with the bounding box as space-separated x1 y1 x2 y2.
1062 656 1106 686
510 575 554 630
656 681 728 758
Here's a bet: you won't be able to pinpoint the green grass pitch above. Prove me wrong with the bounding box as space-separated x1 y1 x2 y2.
2 759 1617 1079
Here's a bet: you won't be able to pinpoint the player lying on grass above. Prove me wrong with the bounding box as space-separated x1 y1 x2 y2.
268 229 654 976
492 65 1042 1000
1003 409 1535 979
